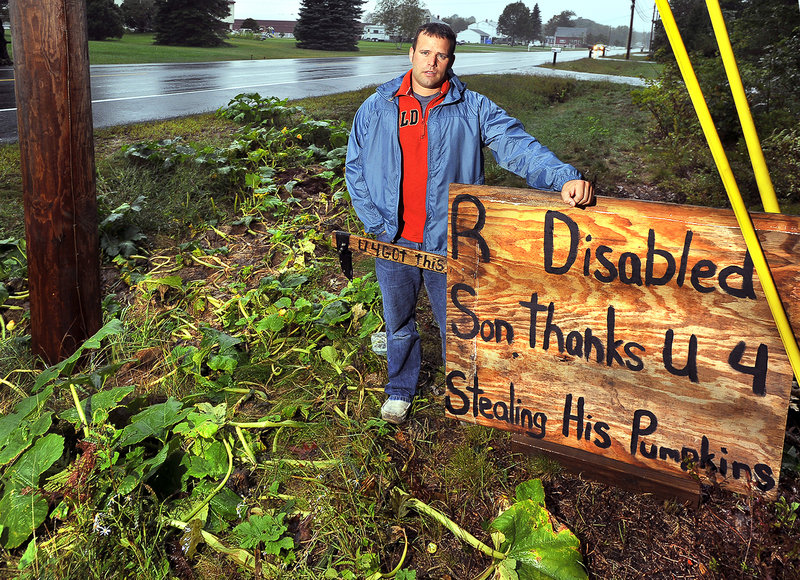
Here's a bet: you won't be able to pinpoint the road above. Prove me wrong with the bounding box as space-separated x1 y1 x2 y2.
0 49 630 143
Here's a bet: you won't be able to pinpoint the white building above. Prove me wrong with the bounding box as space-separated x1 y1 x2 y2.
456 20 499 45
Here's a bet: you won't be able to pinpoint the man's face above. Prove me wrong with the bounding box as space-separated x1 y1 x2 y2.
408 33 454 95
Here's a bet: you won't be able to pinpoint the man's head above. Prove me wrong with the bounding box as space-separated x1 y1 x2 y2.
412 23 456 54
408 23 456 96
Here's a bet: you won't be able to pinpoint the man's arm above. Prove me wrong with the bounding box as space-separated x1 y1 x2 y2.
345 100 387 233
478 95 592 205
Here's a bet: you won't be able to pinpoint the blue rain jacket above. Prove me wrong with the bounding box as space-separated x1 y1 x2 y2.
345 71 582 256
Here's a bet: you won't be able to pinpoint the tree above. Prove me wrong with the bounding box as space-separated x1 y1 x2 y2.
294 0 365 51
0 0 10 65
633 0 800 205
121 0 156 33
86 0 124 41
374 0 427 47
530 3 542 43
240 17 260 32
153 0 231 47
650 0 722 58
543 10 575 37
442 14 475 34
497 2 532 45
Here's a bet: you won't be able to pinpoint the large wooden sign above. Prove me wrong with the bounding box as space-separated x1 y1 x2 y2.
445 184 800 498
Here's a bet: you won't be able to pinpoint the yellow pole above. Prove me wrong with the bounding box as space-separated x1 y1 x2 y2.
653 0 800 380
705 0 781 214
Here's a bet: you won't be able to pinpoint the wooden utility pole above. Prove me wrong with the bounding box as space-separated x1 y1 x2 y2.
626 0 636 59
9 0 101 364
649 3 657 53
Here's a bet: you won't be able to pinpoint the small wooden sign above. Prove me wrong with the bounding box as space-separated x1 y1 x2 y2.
445 184 800 498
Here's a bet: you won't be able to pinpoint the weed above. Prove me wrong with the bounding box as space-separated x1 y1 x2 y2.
774 496 800 530
525 453 563 482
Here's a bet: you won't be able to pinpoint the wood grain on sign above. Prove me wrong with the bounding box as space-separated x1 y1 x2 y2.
445 184 800 498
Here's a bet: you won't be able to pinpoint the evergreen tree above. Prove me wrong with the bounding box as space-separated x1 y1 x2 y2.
295 0 365 51
153 0 231 47
498 2 532 46
87 0 125 41
530 3 542 43
121 0 156 33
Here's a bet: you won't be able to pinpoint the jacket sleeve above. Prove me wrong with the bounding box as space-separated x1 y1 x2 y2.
345 99 386 234
477 94 582 191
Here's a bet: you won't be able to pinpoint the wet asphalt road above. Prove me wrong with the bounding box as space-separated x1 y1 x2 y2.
0 49 632 143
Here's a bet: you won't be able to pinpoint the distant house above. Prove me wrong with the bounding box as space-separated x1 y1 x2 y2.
233 19 296 38
456 20 499 45
457 28 491 44
553 27 587 47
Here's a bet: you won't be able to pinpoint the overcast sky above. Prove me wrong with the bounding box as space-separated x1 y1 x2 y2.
237 1 658 30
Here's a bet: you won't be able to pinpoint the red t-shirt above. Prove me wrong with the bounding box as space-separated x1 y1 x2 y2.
395 71 449 243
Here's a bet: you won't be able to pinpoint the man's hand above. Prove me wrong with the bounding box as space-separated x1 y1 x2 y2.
560 179 595 207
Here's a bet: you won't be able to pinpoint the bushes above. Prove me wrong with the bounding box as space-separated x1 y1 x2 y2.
762 128 800 206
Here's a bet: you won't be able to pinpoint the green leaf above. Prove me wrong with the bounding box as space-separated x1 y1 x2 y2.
0 412 53 467
233 513 290 550
119 440 176 495
0 434 63 549
0 385 54 445
59 385 135 427
490 481 587 580
256 313 285 333
358 312 383 339
140 275 184 292
117 398 188 447
208 354 239 374
18 538 38 570
515 478 546 504
6 433 64 489
279 273 307 290
33 320 124 392
183 440 227 480
320 345 338 366
0 488 49 549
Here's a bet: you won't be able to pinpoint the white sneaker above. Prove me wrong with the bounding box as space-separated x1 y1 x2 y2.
381 398 411 424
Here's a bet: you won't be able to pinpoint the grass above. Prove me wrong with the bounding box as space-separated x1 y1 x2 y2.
546 55 663 79
462 75 653 193
74 34 556 65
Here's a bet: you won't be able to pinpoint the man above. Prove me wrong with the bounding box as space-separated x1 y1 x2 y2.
345 23 594 424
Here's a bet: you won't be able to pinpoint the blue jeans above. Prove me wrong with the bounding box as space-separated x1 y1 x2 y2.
375 233 446 402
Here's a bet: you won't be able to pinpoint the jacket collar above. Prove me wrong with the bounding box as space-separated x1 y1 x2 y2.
376 70 465 104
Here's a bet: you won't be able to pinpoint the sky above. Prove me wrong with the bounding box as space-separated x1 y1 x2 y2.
236 1 658 31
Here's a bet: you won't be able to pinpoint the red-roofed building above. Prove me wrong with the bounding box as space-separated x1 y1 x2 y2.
233 19 296 38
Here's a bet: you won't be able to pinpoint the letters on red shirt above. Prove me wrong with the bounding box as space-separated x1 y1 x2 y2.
395 71 449 243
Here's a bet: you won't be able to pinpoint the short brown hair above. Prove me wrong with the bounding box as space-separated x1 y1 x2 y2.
412 23 456 55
